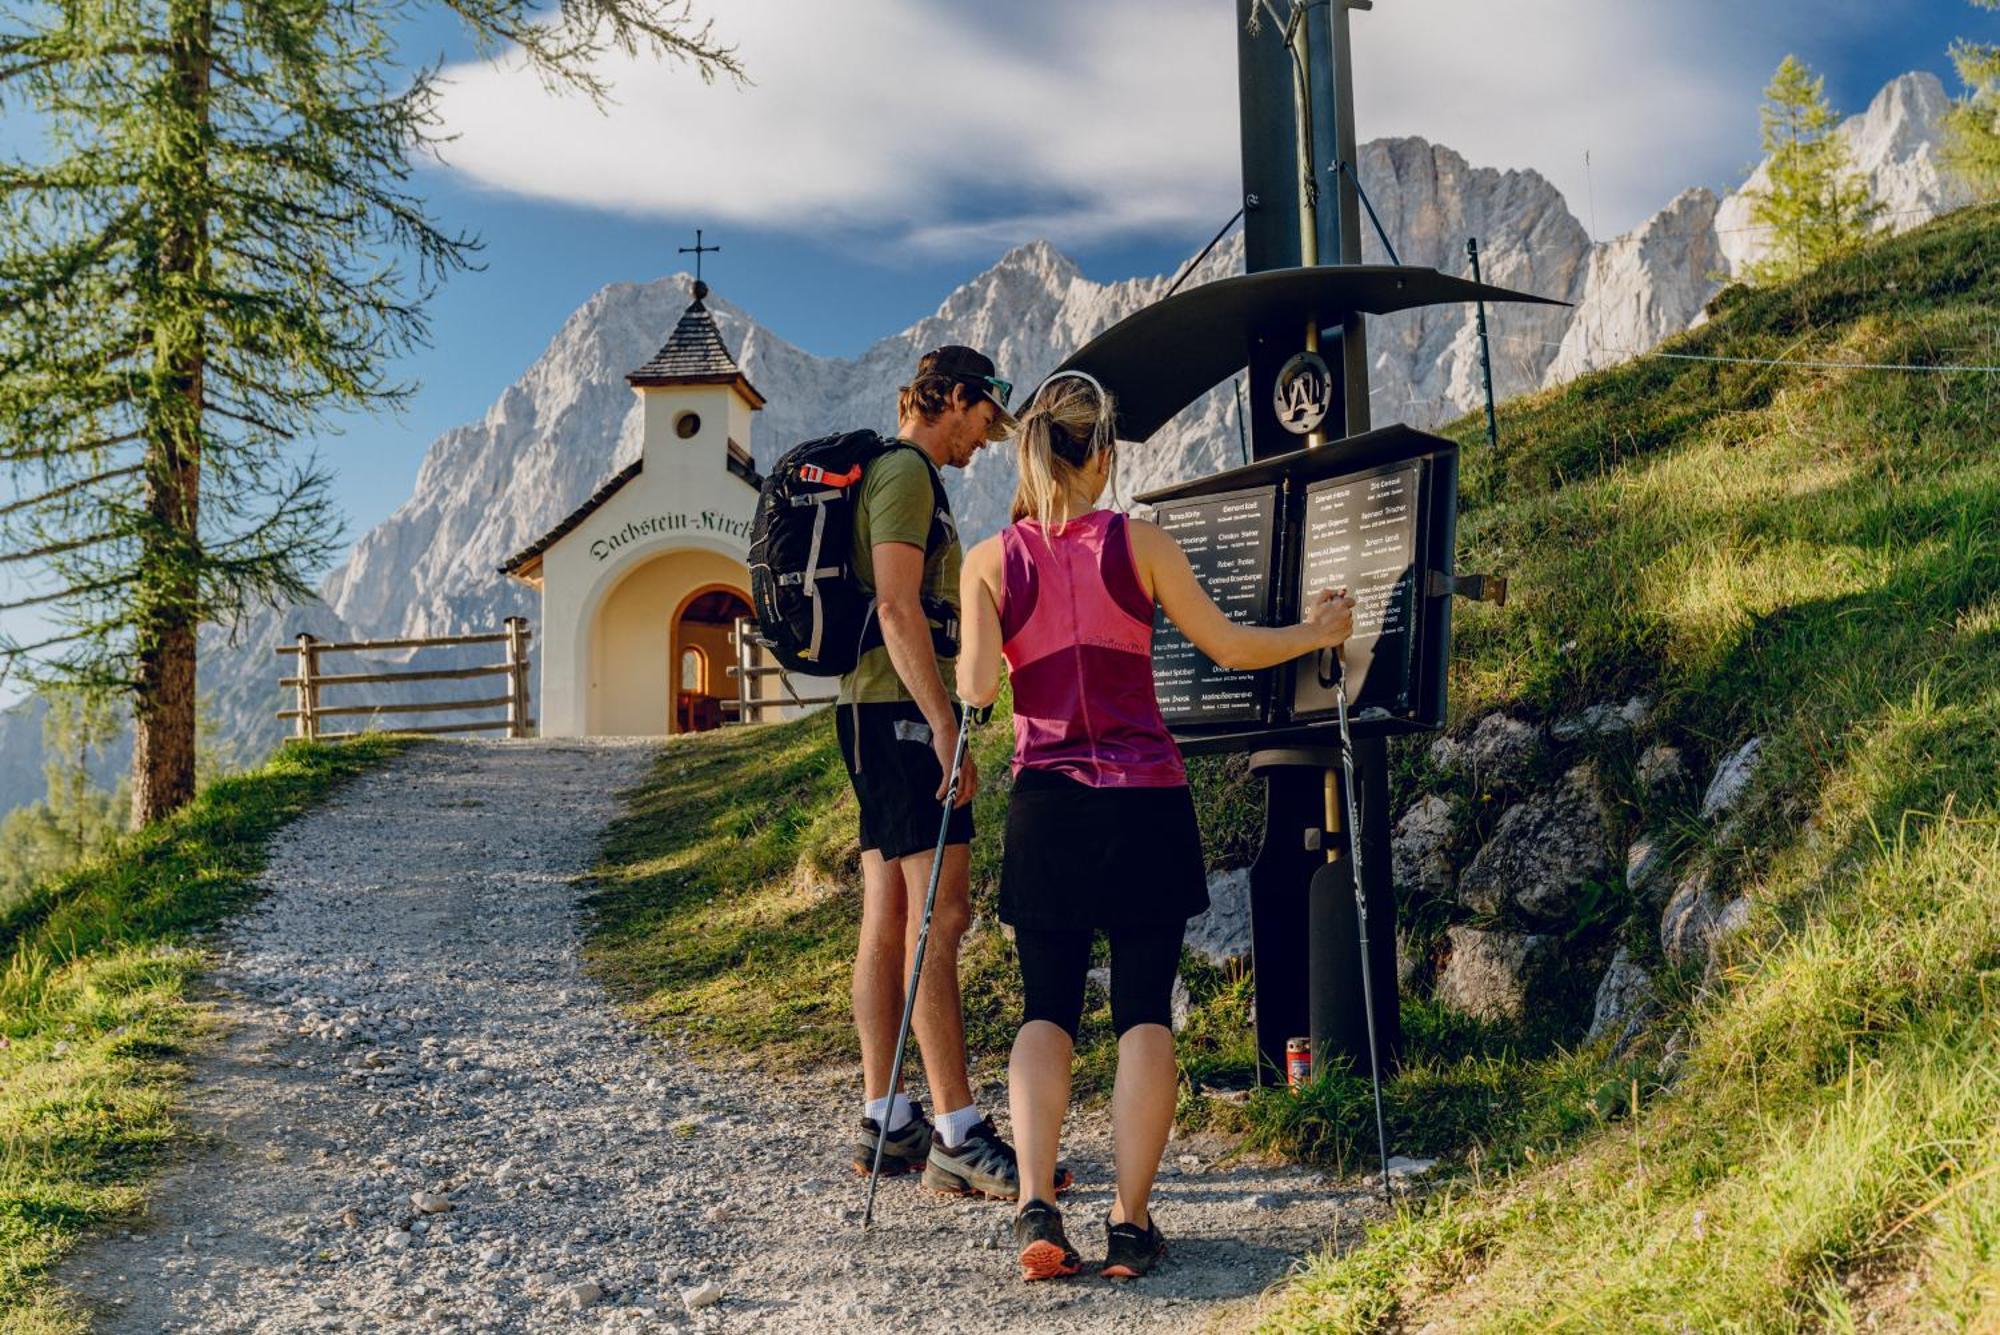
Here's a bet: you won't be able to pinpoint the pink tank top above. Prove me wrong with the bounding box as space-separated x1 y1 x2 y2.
999 510 1186 788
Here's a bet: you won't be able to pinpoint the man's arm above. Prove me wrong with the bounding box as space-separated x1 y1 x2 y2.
874 540 978 805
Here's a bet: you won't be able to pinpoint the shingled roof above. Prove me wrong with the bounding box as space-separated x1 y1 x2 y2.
497 459 644 579
626 281 766 406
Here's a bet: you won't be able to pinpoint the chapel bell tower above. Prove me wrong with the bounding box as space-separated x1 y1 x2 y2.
626 275 766 487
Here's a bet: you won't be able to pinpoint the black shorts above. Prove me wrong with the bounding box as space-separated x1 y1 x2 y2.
999 769 1208 930
1016 923 1185 1040
836 700 974 862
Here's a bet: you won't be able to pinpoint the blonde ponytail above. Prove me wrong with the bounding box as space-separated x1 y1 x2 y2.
1009 373 1118 530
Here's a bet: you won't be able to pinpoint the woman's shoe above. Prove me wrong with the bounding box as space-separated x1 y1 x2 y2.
1013 1200 1082 1281
1101 1214 1167 1279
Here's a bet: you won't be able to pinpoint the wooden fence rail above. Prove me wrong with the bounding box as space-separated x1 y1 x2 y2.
724 616 835 724
276 617 535 741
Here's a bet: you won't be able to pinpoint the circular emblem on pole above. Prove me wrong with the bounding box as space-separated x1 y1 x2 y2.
1274 350 1333 435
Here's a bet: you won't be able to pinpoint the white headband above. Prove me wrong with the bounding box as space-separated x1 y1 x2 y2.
1031 368 1106 407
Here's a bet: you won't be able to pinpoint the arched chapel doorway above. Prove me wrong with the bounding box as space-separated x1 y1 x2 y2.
674 586 751 734
586 547 751 736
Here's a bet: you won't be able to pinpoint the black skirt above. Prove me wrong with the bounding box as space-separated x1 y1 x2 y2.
999 768 1210 931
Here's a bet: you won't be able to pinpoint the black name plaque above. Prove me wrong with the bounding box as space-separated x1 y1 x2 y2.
1289 461 1422 719
1150 486 1278 725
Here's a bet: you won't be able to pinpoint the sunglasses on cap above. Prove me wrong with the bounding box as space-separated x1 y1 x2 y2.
966 373 1013 408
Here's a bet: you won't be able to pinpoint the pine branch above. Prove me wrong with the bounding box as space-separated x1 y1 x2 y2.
0 464 143 520
0 574 137 614
436 0 744 103
0 531 120 564
197 397 293 440
0 431 146 466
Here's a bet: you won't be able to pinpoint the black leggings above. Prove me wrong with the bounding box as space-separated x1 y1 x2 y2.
1015 923 1185 1040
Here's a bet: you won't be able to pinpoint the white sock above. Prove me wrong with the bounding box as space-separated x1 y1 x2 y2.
864 1093 915 1133
935 1104 985 1149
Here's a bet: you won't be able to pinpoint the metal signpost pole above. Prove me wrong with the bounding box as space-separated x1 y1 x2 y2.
1234 0 1402 1087
1320 0 1403 1083
1237 0 1318 1084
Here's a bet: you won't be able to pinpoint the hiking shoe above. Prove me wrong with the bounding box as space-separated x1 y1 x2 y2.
1013 1200 1081 1282
921 1119 1072 1200
852 1101 933 1178
1101 1214 1167 1280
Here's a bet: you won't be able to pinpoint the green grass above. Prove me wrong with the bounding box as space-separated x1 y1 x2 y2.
1259 206 2000 1331
0 737 402 1334
582 205 2000 1330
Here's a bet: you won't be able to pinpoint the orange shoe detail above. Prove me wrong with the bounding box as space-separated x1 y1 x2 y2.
1018 1240 1080 1282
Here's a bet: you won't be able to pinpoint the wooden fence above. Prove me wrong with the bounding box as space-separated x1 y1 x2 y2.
277 617 535 741
724 616 834 725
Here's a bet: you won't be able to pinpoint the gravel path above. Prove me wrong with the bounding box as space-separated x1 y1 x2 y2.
57 738 1373 1333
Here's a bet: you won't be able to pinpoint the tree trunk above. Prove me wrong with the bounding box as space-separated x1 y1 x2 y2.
131 0 211 827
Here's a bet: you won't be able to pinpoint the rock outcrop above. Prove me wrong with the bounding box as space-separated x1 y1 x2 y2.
1435 926 1560 1022
1456 763 1616 924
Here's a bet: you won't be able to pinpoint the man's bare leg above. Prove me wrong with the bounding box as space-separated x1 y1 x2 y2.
896 842 974 1116
853 848 911 1105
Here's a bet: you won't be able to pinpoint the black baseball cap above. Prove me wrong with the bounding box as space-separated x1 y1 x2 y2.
918 345 1017 430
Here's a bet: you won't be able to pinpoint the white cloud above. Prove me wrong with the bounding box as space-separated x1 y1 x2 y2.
429 0 1857 252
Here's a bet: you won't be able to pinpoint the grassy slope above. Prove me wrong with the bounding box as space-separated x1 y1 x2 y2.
1263 207 2000 1331
0 737 402 1334
583 206 1999 1329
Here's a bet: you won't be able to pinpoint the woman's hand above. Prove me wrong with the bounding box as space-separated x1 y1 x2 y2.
1301 587 1356 648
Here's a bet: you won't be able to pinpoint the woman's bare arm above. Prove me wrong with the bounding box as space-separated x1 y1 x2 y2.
955 535 1006 708
1128 517 1353 671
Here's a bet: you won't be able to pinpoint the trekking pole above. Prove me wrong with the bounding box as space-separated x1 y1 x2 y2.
1326 648 1394 1199
861 704 976 1231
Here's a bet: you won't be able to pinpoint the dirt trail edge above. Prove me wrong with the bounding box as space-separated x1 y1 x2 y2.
58 738 1373 1334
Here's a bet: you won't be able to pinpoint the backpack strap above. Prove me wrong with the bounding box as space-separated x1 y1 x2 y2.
859 441 961 661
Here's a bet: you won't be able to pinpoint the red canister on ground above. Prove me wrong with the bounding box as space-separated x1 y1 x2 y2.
1286 1037 1311 1089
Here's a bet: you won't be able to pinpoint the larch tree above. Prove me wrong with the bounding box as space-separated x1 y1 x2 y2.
0 0 739 825
1743 54 1883 286
1941 0 2000 200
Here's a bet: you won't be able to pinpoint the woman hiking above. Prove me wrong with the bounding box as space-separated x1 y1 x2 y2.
956 370 1356 1282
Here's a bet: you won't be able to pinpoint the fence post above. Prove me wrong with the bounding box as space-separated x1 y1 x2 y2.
295 633 320 741
504 617 530 739
733 617 755 725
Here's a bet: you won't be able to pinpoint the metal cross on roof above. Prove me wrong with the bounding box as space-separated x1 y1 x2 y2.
678 228 720 286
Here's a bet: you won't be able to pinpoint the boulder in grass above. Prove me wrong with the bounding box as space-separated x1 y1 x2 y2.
1391 794 1460 901
1660 863 1728 968
1431 712 1546 786
1635 743 1694 804
1185 867 1251 966
1625 835 1672 908
1551 696 1652 742
1434 926 1560 1022
1587 945 1657 1045
1456 763 1615 923
1700 737 1763 823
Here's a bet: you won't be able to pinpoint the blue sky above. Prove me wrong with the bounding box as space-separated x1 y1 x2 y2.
358 0 1979 543
0 0 1990 708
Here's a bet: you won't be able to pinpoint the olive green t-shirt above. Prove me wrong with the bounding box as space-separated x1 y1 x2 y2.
838 442 961 705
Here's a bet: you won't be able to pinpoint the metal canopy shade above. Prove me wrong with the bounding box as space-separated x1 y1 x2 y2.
1045 265 1566 442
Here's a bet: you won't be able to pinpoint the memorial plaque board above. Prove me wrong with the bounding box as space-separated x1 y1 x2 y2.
1288 460 1424 720
1150 486 1279 725
1136 421 1459 751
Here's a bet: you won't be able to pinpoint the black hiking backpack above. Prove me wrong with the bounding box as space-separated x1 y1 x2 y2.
747 430 960 677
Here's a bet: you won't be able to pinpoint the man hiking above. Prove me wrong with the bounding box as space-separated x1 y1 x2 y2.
844 346 1046 1201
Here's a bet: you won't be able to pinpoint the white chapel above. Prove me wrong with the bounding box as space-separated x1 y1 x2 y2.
501 278 776 738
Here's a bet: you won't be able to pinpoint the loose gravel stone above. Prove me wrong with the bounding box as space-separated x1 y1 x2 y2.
55 739 1374 1333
